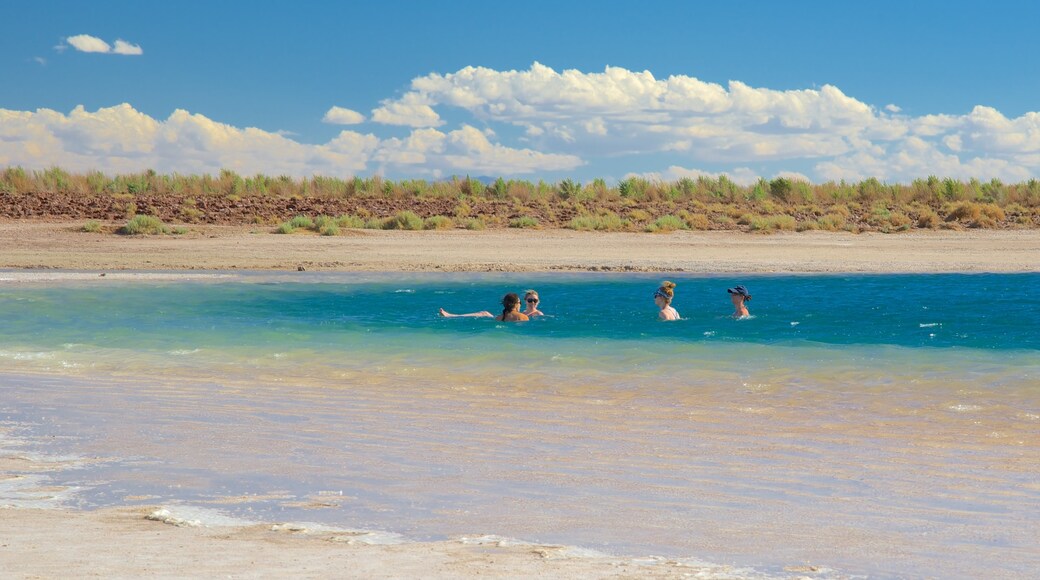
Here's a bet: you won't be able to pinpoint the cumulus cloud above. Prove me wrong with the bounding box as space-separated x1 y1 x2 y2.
322 106 365 125
371 93 442 127
0 104 581 178
6 63 1040 182
65 34 142 55
381 62 1040 182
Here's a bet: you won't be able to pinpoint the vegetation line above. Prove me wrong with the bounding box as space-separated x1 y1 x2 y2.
2 167 1039 233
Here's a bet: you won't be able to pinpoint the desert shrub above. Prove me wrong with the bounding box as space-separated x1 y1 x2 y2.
769 177 793 202
568 213 628 231
646 215 687 233
509 216 539 229
335 214 366 228
171 226 189 235
288 215 315 230
627 209 652 222
453 202 472 219
465 217 486 230
816 213 847 230
945 201 981 223
918 208 942 229
363 218 385 229
319 222 340 236
424 215 454 230
312 215 335 230
685 213 711 230
82 220 102 233
567 215 599 231
750 215 797 231
979 203 1005 222
180 206 204 222
887 212 912 231
382 211 424 230
121 215 167 235
275 222 296 234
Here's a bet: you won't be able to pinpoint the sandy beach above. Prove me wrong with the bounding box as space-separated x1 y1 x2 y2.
1 220 1038 273
0 506 705 579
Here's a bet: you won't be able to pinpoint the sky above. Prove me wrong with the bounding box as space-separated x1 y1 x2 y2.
3 0 1040 185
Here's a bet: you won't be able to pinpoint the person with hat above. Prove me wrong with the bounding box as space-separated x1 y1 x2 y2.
727 285 751 318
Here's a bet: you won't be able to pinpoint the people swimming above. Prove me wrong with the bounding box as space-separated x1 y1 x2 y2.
522 290 544 318
439 292 531 322
653 281 680 321
727 284 751 318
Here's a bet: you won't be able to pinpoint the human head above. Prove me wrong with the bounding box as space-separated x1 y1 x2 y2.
523 289 539 307
501 293 521 314
727 285 751 303
653 281 676 307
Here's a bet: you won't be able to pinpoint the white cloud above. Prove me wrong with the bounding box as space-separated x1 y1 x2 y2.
33 57 46 66
0 104 581 178
67 34 111 53
371 93 442 127
322 106 366 125
382 62 1040 182
112 40 143 55
775 171 812 183
630 166 761 186
65 34 142 55
7 63 1040 183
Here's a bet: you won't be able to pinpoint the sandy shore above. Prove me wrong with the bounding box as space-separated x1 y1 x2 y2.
2 505 728 579
1 220 1038 273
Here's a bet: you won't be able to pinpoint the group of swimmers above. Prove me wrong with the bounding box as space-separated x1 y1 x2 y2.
439 283 752 322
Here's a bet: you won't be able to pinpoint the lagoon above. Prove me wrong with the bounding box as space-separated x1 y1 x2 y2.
2 272 1038 577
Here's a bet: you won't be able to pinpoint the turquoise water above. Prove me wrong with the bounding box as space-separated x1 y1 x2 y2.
2 272 1039 578
2 272 1038 353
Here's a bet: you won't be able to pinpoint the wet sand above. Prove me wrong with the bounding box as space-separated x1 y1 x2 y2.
1 220 1038 273
2 506 712 579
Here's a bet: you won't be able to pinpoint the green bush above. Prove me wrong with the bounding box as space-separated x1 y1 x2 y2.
685 213 711 230
312 215 334 230
335 214 366 229
424 215 454 230
509 216 539 229
646 214 687 233
275 222 296 234
465 218 486 230
382 211 424 230
120 215 168 235
750 215 797 231
288 215 315 230
319 223 340 236
816 213 847 231
82 220 102 233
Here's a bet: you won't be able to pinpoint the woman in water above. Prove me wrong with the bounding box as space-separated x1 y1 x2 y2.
653 281 680 321
727 285 751 318
521 290 544 317
439 292 530 322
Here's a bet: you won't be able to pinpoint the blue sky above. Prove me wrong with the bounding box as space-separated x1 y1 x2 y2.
3 0 1039 184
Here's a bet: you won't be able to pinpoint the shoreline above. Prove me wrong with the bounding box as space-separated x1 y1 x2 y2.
0 505 722 579
0 434 785 579
1 220 1039 273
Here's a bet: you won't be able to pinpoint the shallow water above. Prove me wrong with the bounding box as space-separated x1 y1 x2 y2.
1 272 1038 578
